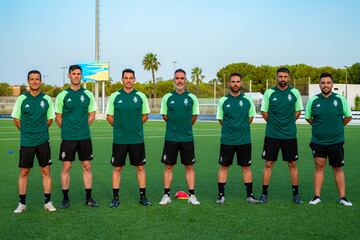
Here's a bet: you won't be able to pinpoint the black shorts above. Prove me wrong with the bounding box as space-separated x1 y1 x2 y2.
59 139 93 161
219 144 252 167
19 141 52 168
161 140 195 166
310 142 344 167
111 143 146 167
262 137 298 162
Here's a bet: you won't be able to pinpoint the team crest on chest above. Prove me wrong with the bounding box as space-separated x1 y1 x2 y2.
40 100 45 108
288 94 292 101
184 98 188 105
333 100 338 107
133 96 138 103
80 95 85 102
239 100 243 107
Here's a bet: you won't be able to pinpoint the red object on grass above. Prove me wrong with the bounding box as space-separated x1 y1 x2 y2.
175 191 189 199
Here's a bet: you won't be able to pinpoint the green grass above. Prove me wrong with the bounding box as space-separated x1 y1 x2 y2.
0 120 359 240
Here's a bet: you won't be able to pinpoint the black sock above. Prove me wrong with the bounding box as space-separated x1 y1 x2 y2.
85 188 92 200
164 188 170 196
44 193 51 204
245 182 253 198
113 188 119 199
218 182 226 197
262 185 269 195
62 189 69 201
19 194 26 204
140 188 146 198
189 189 195 196
292 185 299 196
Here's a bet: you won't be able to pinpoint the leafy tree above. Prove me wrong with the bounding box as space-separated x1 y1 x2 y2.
142 53 160 99
191 67 204 96
0 83 12 96
20 84 27 94
349 63 360 84
355 95 360 110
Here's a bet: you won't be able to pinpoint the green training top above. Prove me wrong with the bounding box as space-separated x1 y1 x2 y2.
160 90 199 142
261 86 303 139
11 92 54 147
55 87 96 140
217 93 256 145
305 93 352 145
106 89 150 144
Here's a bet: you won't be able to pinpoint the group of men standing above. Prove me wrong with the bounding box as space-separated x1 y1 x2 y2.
11 65 353 213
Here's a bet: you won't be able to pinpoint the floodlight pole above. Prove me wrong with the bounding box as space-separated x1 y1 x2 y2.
60 66 67 86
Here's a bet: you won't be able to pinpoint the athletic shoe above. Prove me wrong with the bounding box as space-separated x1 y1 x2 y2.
139 197 152 206
14 203 26 213
85 198 98 207
293 194 304 204
309 196 321 205
188 195 200 205
216 196 225 204
59 199 70 209
259 194 268 204
44 202 57 212
247 194 258 204
110 198 120 208
159 194 171 205
339 197 353 207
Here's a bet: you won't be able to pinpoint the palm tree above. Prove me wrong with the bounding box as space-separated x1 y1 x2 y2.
143 80 153 98
142 53 160 100
191 66 205 96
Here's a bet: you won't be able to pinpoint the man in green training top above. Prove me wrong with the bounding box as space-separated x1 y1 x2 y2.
305 72 352 206
215 72 258 204
259 67 304 204
12 70 56 213
159 69 200 205
55 65 97 208
106 69 151 207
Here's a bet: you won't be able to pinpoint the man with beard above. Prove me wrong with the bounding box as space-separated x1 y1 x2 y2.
12 70 56 213
305 73 352 206
55 65 97 208
159 69 200 205
106 69 151 207
259 67 304 204
215 73 258 204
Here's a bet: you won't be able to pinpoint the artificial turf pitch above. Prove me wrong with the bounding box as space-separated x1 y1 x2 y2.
0 120 359 240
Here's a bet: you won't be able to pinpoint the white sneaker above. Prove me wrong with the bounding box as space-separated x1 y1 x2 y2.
159 194 171 205
339 197 352 207
309 196 321 205
44 202 57 212
14 203 26 213
188 195 200 205
216 196 225 204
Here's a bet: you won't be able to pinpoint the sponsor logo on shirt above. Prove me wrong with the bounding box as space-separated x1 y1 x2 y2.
67 98 72 102
118 99 123 103
25 104 30 108
40 100 45 108
316 104 321 108
226 104 231 108
272 97 277 101
333 100 338 107
170 100 175 104
239 100 243 107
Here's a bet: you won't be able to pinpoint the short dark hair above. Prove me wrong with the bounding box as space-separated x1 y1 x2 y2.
174 68 186 76
69 64 82 74
319 72 333 81
276 67 290 74
122 69 135 78
27 70 42 80
229 72 242 80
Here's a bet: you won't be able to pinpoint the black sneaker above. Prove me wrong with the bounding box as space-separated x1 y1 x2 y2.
139 197 152 206
259 194 268 204
110 198 120 208
85 198 98 207
60 199 70 209
293 194 304 204
247 194 258 204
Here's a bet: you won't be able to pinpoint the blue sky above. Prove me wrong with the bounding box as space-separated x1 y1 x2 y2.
0 0 359 86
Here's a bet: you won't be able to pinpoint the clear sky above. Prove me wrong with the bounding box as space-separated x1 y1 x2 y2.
0 0 359 86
